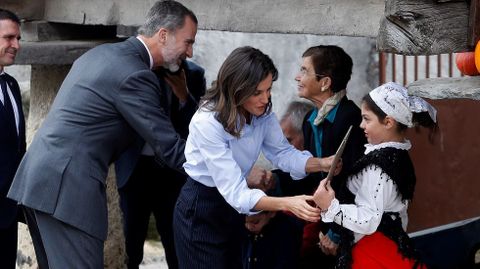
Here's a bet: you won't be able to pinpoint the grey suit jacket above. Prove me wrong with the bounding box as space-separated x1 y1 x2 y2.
8 37 185 240
115 60 206 189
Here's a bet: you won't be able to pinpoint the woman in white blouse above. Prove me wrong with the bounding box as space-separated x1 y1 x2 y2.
314 82 437 268
173 46 339 269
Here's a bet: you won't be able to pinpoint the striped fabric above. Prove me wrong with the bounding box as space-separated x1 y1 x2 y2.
173 178 245 269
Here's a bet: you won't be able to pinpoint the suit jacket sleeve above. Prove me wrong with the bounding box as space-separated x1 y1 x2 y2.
115 69 186 172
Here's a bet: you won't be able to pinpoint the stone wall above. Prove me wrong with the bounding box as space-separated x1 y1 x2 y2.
39 0 384 37
191 30 377 116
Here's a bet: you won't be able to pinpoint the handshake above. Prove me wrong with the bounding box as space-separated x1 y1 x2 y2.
245 155 342 234
245 165 340 256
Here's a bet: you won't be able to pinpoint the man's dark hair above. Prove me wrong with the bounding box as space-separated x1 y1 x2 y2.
138 0 197 37
0 8 21 25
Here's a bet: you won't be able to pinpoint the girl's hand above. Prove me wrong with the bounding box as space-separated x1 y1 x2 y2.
319 232 338 256
313 178 335 211
284 195 321 222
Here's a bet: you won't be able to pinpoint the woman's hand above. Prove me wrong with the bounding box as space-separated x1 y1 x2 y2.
319 232 338 256
305 156 342 174
321 155 343 175
313 178 335 211
283 195 321 223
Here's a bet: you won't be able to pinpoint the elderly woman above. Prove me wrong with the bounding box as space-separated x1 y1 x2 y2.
295 45 367 268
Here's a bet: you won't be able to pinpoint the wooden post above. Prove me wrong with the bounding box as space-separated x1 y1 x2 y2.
379 52 386 85
468 0 480 48
378 0 470 55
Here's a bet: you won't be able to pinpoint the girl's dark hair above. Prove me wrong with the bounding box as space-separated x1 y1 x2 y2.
302 45 353 93
362 94 438 142
201 46 278 137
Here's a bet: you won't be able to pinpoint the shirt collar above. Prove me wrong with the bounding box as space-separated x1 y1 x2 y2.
364 140 411 154
136 36 154 69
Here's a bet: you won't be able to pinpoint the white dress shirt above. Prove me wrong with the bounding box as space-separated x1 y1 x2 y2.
183 108 312 215
135 36 157 155
322 141 412 242
0 71 20 134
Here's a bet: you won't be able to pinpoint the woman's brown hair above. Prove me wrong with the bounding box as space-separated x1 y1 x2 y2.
201 46 278 137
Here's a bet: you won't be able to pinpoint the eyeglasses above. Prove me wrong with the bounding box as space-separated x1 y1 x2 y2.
299 67 326 79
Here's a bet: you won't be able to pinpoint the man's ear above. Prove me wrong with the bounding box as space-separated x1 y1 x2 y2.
157 28 168 44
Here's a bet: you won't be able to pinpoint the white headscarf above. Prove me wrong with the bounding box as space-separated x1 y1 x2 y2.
369 82 437 127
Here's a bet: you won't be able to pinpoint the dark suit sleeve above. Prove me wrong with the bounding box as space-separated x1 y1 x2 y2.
176 63 206 135
115 69 186 172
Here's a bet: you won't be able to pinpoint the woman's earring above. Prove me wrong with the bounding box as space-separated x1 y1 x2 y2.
321 86 328 92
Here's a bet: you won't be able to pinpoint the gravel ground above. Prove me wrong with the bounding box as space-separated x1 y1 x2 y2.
139 241 168 269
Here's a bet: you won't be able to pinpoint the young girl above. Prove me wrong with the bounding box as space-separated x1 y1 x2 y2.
314 82 437 268
173 46 339 268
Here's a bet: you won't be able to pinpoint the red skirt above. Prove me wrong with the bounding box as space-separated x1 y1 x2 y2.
352 232 427 269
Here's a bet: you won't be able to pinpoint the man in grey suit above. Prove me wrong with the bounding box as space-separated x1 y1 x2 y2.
7 1 197 268
115 60 206 269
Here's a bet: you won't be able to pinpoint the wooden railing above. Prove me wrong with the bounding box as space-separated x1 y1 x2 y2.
379 52 463 86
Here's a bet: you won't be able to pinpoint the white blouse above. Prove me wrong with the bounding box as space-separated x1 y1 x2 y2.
321 141 412 242
183 108 312 215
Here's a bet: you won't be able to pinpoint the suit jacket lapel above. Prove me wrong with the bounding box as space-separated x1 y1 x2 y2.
1 74 26 150
1 76 17 128
13 84 26 149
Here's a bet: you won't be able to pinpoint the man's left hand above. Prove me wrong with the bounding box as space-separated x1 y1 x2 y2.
164 68 189 103
246 165 274 192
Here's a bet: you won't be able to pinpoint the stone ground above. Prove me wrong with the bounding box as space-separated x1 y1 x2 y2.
140 241 480 268
139 241 168 269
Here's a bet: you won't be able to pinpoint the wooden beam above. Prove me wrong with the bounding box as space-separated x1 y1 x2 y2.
378 0 470 55
434 0 465 2
21 22 116 42
468 0 480 48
